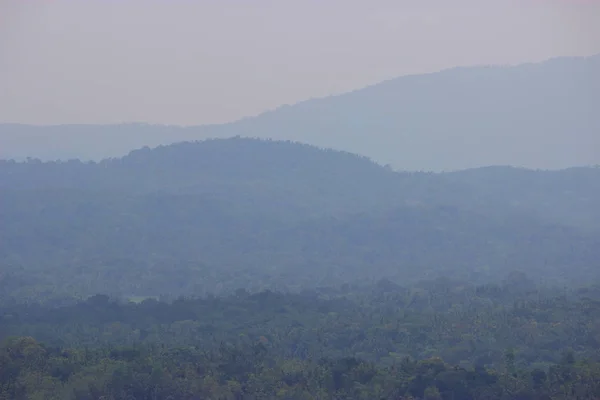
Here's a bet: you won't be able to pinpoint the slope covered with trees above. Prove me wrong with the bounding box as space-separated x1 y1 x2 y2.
2 138 600 399
1 138 599 301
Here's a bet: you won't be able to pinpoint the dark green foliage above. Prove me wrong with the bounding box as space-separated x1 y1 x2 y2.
3 280 600 370
2 329 600 399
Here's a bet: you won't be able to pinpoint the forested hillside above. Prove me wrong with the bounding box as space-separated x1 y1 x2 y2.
1 138 599 301
2 138 600 399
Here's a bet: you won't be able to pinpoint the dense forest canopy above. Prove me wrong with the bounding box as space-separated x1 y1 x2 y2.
2 138 600 399
3 280 600 399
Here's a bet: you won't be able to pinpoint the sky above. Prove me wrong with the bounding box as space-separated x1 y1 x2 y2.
1 0 599 126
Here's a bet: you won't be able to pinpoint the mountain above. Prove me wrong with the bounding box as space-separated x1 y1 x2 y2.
1 138 599 301
1 54 599 170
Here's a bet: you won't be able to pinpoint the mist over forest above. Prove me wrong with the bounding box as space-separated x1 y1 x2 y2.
2 56 600 399
2 137 599 300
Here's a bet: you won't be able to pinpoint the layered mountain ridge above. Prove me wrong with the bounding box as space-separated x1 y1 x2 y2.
1 138 598 301
2 54 599 171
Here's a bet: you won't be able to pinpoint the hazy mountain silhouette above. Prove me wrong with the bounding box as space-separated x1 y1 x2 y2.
1 54 598 170
2 138 599 229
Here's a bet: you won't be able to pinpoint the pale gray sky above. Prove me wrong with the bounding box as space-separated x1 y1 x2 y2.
1 0 599 125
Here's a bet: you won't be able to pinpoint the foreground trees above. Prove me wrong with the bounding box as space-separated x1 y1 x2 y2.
2 281 600 398
2 336 600 400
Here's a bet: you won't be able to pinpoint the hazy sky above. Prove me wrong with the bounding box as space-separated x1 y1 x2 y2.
2 0 599 125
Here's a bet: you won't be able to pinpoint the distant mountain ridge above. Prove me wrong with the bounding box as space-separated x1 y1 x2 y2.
1 138 599 230
1 54 599 171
